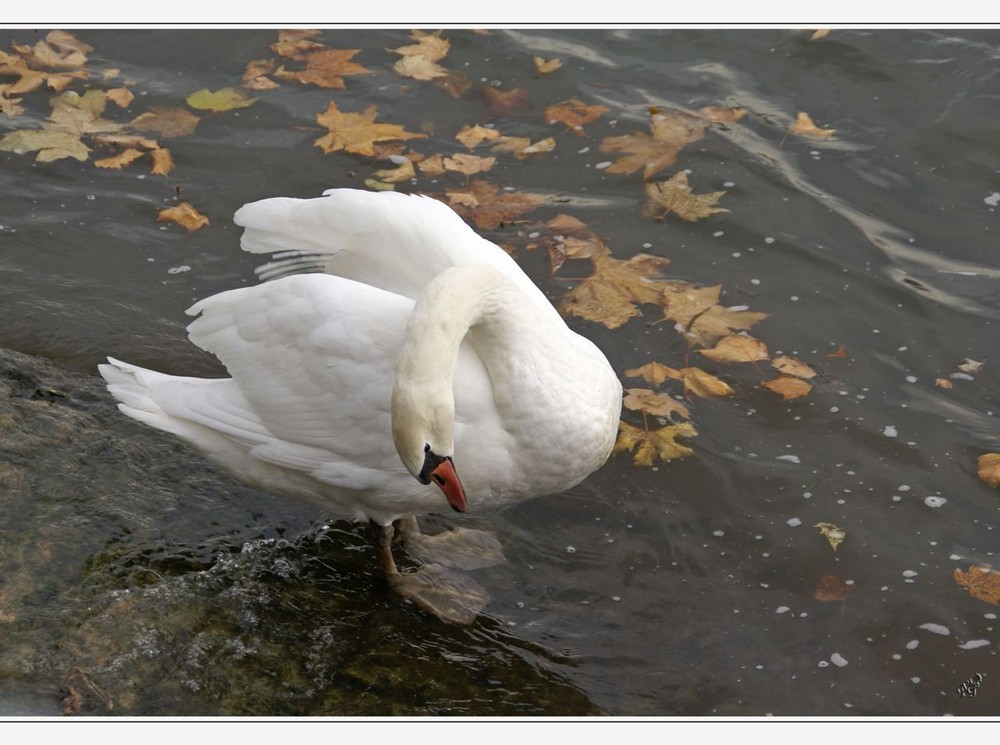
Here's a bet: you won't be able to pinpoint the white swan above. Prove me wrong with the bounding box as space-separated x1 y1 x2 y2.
99 188 622 621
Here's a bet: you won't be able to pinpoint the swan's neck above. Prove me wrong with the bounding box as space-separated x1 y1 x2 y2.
390 265 529 476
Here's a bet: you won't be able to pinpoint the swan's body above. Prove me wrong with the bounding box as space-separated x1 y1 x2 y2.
100 189 622 529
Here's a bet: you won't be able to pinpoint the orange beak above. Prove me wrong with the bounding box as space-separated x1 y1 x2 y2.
430 458 467 512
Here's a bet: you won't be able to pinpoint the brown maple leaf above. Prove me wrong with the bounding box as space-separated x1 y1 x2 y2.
129 106 200 138
614 420 697 466
275 48 370 89
599 109 706 180
642 172 728 221
544 98 609 135
314 100 426 156
481 86 530 117
241 58 280 90
623 388 690 420
771 355 817 379
624 362 683 387
443 179 547 230
455 124 501 148
392 30 450 63
269 29 325 60
543 213 607 273
698 334 769 365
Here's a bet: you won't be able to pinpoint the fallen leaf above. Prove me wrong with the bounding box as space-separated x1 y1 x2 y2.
0 127 89 161
314 100 426 156
954 564 1000 606
94 147 145 169
809 29 831 41
186 87 258 112
698 334 769 364
533 56 562 75
827 344 847 359
0 95 24 116
371 158 416 184
392 30 450 63
623 388 690 419
443 179 547 230
150 147 174 175
643 172 728 221
977 453 1000 488
762 375 812 400
935 378 953 389
814 522 845 551
455 124 500 148
558 243 683 329
771 355 817 379
241 58 280 90
624 362 683 387
158 202 209 232
269 29 324 60
814 572 857 601
105 86 134 108
699 105 747 125
481 86 530 117
958 356 986 374
0 89 122 162
432 71 471 99
273 48 371 89
542 213 607 273
660 285 769 348
442 152 496 176
787 112 835 140
129 106 200 138
544 98 608 135
393 54 448 81
490 135 555 159
680 367 734 399
614 420 697 466
599 109 707 180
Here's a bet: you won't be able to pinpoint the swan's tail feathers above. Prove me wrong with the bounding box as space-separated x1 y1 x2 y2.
98 357 270 450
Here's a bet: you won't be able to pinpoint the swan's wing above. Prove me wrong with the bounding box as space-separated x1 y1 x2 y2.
184 272 499 494
234 189 561 323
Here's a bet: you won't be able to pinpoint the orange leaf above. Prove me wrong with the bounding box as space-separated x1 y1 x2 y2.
455 124 500 148
977 453 1000 488
442 180 547 230
954 565 1000 605
762 375 812 400
771 355 817 379
314 100 426 156
814 572 857 601
157 202 209 232
533 56 562 75
624 362 683 387
698 334 769 364
94 147 145 170
150 147 174 176
642 172 728 221
680 367 734 399
623 388 690 419
544 98 608 135
613 420 697 466
241 58 280 90
274 48 370 89
787 112 835 140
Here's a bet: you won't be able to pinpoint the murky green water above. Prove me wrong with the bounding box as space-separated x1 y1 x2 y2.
1 28 998 716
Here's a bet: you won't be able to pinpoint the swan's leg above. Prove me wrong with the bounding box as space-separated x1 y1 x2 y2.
369 519 489 625
396 516 507 571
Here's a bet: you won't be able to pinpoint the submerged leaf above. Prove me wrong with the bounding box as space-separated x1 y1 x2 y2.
642 172 728 221
954 565 1000 606
814 572 857 601
977 453 1000 489
614 421 697 466
186 87 258 112
544 98 608 134
814 522 845 551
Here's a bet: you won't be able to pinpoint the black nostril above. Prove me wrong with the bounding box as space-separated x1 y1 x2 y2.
432 473 445 486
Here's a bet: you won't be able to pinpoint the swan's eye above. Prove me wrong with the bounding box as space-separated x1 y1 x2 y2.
424 443 431 452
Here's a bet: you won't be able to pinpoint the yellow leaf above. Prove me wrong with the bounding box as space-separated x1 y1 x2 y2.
186 87 258 112
269 30 324 60
455 124 500 148
771 355 817 379
643 172 728 222
0 95 24 116
614 420 697 466
698 334 769 365
814 522 845 551
0 128 89 161
977 453 1000 488
442 152 496 176
371 158 416 183
392 30 450 63
809 29 831 41
599 109 707 180
623 388 690 420
680 367 734 399
533 56 562 75
491 135 555 160
314 100 426 157
94 147 145 169
788 112 835 139
157 202 209 233
679 304 769 349
762 375 812 400
954 564 1000 606
150 147 174 176
393 55 448 81
624 362 683 387
277 48 371 89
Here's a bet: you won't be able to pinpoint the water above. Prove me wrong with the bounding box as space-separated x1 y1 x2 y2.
1 28 999 716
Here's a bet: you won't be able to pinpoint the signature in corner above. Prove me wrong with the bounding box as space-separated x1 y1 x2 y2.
957 672 985 698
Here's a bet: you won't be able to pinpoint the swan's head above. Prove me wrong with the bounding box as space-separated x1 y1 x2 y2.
391 389 467 513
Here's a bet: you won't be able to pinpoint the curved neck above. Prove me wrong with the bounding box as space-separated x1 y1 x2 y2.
391 265 525 474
